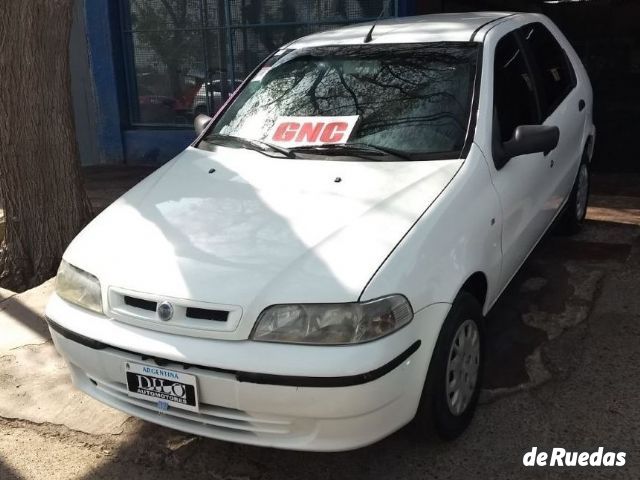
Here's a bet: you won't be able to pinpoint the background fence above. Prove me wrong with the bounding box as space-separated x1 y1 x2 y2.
115 0 640 171
120 0 398 126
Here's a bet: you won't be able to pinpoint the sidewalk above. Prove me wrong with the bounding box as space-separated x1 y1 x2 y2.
0 167 157 437
0 282 130 439
0 171 639 479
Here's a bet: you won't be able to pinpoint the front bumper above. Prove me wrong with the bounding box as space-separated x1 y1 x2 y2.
46 296 450 451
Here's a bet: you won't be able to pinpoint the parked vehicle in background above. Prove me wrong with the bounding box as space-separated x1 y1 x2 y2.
47 12 594 451
192 79 243 117
137 72 205 124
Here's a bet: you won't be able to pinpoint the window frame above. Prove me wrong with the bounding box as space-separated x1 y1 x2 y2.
491 28 544 169
518 22 578 120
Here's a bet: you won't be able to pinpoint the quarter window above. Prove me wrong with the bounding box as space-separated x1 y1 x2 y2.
493 32 538 143
520 23 576 117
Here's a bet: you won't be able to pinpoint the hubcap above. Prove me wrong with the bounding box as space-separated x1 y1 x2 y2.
576 164 589 221
445 319 480 416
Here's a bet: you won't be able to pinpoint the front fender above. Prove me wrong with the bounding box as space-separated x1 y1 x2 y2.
360 144 502 315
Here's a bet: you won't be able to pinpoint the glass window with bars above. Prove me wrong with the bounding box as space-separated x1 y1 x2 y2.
121 0 397 126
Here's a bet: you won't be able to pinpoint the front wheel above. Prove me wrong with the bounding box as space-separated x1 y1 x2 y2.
413 292 484 440
558 159 590 235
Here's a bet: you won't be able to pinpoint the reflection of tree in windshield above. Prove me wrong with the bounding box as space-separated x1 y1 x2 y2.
214 43 479 157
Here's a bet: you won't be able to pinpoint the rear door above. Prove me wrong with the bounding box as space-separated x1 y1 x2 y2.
519 22 583 211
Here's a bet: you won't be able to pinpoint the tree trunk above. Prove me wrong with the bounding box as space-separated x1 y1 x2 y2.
0 0 92 291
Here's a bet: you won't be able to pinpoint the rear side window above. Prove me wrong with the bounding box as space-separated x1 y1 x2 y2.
520 23 576 117
493 32 538 143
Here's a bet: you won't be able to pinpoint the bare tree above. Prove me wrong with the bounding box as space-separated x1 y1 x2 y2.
242 0 299 53
0 0 92 291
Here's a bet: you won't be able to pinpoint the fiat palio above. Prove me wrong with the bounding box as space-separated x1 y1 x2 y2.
46 12 594 451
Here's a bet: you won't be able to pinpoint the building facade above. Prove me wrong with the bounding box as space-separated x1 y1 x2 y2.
71 0 640 172
71 0 423 166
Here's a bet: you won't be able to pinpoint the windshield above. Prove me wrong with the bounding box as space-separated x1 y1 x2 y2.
203 42 480 159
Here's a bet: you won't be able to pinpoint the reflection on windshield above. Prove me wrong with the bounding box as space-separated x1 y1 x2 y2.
204 43 479 159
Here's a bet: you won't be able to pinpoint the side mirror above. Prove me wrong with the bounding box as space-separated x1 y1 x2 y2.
194 114 212 135
501 125 560 164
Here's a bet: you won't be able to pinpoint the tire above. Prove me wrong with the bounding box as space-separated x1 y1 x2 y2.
413 292 485 440
558 155 590 235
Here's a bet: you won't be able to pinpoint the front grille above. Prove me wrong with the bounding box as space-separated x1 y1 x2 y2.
108 287 242 338
122 296 229 322
124 296 157 312
186 307 228 322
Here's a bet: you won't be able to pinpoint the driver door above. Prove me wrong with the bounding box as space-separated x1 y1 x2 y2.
489 29 557 285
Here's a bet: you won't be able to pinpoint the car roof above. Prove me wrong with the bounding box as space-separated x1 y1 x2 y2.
288 12 517 48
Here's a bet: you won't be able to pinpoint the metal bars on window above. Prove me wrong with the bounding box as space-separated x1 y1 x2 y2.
119 0 397 126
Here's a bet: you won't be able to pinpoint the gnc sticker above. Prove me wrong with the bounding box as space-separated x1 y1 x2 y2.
268 116 359 146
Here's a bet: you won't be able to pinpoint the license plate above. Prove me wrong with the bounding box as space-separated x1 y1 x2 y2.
125 362 199 412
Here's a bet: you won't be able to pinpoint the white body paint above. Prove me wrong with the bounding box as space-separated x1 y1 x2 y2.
47 12 594 451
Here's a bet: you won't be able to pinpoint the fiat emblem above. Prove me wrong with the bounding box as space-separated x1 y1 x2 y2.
157 301 174 321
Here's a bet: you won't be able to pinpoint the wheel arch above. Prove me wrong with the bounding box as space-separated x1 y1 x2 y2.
458 272 488 312
584 134 595 163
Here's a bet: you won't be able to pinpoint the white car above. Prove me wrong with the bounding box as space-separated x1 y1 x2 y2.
47 12 594 452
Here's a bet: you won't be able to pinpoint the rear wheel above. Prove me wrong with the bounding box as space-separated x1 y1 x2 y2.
413 292 484 440
558 157 590 235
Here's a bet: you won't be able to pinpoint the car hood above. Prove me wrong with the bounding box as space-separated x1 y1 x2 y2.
65 146 462 317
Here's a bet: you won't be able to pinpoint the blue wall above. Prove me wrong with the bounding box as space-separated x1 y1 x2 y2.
84 0 125 164
78 0 199 165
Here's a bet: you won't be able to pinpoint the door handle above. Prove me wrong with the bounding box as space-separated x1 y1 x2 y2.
578 99 586 111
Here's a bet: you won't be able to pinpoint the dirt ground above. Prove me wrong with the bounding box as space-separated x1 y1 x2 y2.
0 172 639 479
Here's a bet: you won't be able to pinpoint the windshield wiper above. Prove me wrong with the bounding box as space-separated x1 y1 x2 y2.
347 143 414 161
203 133 295 158
290 143 412 161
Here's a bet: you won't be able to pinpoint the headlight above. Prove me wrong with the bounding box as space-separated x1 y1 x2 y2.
251 295 413 345
55 260 103 314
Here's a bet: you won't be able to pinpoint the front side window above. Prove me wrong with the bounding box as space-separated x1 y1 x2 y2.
205 43 480 159
520 23 576 117
493 31 538 143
